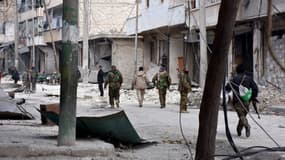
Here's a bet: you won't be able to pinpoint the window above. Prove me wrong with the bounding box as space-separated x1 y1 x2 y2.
150 41 156 63
0 23 4 34
146 0 149 8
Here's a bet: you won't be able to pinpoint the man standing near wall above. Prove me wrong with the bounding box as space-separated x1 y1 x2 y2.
97 65 104 96
104 65 123 108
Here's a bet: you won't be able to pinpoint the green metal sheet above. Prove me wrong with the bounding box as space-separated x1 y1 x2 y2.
44 110 145 145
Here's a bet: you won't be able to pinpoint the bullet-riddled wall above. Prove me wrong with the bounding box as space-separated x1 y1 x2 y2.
265 34 285 90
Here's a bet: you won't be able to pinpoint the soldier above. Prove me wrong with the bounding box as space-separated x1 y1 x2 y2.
178 68 192 113
22 70 30 93
11 67 20 84
104 65 123 108
225 64 258 137
30 66 38 93
152 66 171 108
97 65 104 97
132 66 150 107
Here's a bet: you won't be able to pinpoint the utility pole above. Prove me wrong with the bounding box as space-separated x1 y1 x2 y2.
14 0 19 70
199 0 207 89
82 0 89 83
134 0 138 74
43 0 58 73
58 0 79 146
32 0 35 68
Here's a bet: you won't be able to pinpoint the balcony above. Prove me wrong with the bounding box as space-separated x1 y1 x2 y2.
26 36 46 46
126 4 185 35
186 1 221 29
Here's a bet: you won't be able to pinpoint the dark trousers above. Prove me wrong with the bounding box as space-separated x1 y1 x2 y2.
108 87 120 106
98 83 104 96
158 88 167 107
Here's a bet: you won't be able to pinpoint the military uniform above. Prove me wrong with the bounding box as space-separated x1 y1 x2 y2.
178 72 191 112
104 69 123 108
152 70 171 108
22 71 30 93
31 68 37 92
225 71 258 137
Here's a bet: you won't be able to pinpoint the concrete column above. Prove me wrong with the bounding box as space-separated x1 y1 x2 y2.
4 51 8 73
169 34 183 83
253 22 261 82
227 41 233 79
82 0 89 83
199 0 207 89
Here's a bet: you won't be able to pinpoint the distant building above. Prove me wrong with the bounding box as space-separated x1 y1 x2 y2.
0 0 142 88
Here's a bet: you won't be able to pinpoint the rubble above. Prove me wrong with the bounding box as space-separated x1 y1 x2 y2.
0 88 32 120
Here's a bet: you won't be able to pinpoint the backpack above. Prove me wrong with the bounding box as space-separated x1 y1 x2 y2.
238 75 252 102
239 84 252 102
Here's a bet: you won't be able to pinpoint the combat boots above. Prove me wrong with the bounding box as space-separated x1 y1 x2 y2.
237 121 243 136
245 125 251 137
115 100 120 108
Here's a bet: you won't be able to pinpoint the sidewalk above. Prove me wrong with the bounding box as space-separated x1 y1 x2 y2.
0 119 115 159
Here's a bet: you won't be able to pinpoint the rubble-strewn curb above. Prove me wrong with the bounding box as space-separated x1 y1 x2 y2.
0 140 115 158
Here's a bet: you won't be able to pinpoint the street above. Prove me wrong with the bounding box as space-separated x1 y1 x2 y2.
0 80 285 160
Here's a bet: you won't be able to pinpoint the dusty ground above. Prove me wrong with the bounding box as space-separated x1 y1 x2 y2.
0 77 285 160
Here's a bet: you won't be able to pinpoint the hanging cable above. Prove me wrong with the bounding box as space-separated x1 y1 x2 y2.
222 76 244 160
179 106 194 160
215 146 285 160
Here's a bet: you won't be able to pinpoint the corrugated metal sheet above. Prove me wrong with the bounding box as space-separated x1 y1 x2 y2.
44 110 146 145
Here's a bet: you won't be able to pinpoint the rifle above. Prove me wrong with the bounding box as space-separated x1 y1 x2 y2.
252 98 260 119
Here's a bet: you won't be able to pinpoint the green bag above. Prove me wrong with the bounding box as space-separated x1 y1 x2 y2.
239 85 252 102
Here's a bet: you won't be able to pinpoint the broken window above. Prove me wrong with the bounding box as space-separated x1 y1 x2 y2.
146 0 149 8
191 0 196 9
35 0 43 8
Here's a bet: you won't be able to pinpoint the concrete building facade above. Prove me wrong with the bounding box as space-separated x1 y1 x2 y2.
127 0 285 90
0 0 141 88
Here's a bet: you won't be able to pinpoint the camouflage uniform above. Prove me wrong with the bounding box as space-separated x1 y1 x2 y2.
178 72 191 112
152 71 171 108
234 101 250 137
225 65 258 137
22 71 30 93
31 68 37 92
104 69 123 108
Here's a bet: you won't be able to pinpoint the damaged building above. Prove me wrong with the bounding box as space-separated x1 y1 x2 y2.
126 0 285 90
1 0 285 90
1 0 141 88
0 0 15 73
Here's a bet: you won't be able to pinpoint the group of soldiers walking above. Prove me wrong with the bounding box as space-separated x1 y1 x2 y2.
102 65 191 113
102 64 259 138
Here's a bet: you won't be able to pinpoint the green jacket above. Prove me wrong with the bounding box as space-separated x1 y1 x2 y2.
152 71 171 90
105 69 123 89
178 72 191 93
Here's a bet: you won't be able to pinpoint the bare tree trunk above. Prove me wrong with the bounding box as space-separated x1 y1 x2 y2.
195 0 241 159
58 0 79 146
